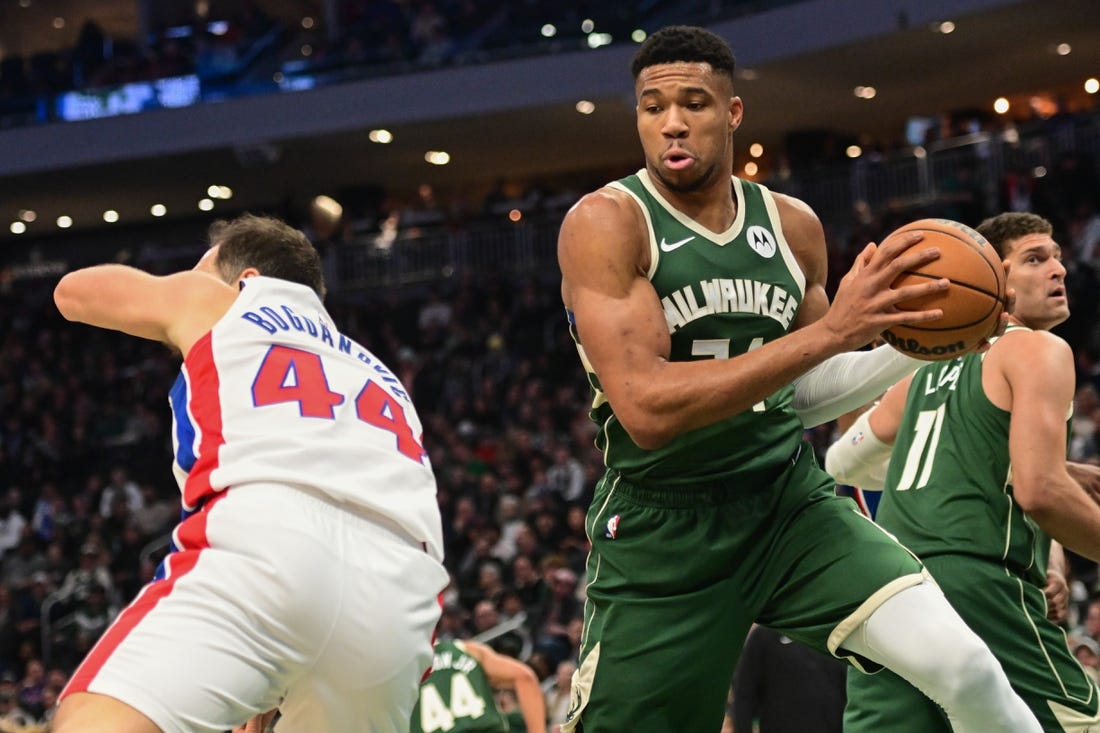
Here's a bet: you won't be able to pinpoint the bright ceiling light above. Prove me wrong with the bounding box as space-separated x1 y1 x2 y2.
744 162 759 176
581 18 594 33
150 204 167 217
56 215 72 228
1056 43 1071 56
18 209 35 223
301 16 314 29
937 21 955 33
541 24 556 38
10 222 25 234
994 97 1010 114
749 143 764 158
103 210 119 223
631 29 646 43
575 100 595 114
425 151 451 165
854 86 876 99
587 33 612 48
369 129 393 144
846 145 862 159
198 198 214 211
1086 78 1100 94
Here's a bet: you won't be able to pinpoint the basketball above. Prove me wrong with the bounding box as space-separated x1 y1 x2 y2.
881 218 1007 361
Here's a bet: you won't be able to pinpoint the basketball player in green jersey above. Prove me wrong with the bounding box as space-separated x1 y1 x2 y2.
558 24 1040 733
828 212 1100 731
410 639 546 733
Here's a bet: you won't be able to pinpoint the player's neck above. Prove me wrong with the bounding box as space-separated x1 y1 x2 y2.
650 172 737 234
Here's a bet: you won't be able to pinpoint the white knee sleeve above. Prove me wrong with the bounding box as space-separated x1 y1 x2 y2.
840 580 1041 733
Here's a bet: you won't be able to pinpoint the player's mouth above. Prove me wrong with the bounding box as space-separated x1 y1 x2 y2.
663 149 695 170
1049 286 1066 299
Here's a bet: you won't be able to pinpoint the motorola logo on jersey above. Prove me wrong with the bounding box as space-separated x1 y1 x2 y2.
746 225 777 258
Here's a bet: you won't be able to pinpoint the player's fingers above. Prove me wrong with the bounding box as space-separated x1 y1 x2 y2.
883 246 941 278
890 277 949 306
885 306 944 326
871 231 926 261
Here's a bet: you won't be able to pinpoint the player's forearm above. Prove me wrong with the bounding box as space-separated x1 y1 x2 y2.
1022 475 1100 562
792 346 921 428
619 319 849 449
514 677 547 733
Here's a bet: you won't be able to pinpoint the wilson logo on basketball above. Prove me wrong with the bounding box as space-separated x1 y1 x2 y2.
881 331 967 358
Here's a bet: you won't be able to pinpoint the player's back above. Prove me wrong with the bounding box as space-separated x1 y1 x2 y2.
169 276 442 559
876 337 1047 584
411 639 510 733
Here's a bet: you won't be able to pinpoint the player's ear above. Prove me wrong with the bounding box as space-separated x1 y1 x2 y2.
728 95 743 133
237 267 261 282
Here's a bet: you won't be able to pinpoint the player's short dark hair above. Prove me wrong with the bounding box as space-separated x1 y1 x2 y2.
631 25 736 82
208 214 326 298
975 212 1054 258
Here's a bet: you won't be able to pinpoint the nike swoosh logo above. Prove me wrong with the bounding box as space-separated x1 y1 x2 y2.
659 236 695 252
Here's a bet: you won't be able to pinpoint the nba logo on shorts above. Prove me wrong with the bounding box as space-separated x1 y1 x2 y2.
605 514 621 539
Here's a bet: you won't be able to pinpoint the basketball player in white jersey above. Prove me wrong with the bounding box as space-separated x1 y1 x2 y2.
50 214 449 733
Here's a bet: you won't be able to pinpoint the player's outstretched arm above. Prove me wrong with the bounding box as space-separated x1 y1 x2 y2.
463 641 547 733
823 374 912 489
54 264 237 355
560 190 948 449
996 330 1100 561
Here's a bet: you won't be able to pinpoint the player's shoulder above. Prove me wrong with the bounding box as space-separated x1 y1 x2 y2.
988 327 1073 374
992 327 1070 354
561 185 643 232
558 185 647 270
769 191 825 250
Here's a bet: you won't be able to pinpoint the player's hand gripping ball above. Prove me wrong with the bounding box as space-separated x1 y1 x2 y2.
882 218 1007 361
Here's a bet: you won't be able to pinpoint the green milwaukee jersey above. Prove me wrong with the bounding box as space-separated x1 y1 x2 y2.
568 170 807 484
411 640 509 733
875 326 1051 586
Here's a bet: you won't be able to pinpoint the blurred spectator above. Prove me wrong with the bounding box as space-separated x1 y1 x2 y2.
729 625 846 733
97 466 143 518
546 445 585 504
0 494 26 560
531 566 580 667
56 543 113 605
14 659 44 720
1070 635 1100 684
543 658 576 729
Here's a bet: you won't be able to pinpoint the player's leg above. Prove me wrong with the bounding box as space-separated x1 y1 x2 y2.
274 499 447 733
839 577 1041 732
52 691 163 733
844 665 949 733
755 450 1041 732
54 494 288 733
561 472 755 733
926 555 1100 732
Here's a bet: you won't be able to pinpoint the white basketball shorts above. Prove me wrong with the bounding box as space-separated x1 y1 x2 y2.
61 482 448 733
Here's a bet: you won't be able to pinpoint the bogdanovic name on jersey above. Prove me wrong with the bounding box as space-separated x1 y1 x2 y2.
662 277 798 333
239 301 410 401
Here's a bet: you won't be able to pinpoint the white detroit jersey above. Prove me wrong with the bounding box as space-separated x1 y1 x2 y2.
168 276 443 561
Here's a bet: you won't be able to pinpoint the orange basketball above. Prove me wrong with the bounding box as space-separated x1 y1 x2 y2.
881 218 1007 361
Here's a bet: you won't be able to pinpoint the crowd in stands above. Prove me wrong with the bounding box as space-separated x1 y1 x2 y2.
0 0 730 123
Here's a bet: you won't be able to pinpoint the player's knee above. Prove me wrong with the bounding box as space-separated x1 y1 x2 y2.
934 640 1005 710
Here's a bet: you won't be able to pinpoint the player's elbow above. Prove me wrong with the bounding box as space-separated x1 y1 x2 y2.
1013 477 1056 517
617 413 675 451
53 273 87 322
608 385 682 449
